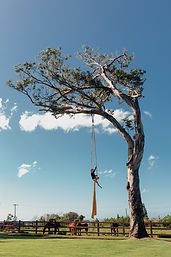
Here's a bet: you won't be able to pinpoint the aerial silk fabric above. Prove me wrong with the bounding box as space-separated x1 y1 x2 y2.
91 181 97 219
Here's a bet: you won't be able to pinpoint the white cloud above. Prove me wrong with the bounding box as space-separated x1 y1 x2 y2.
142 188 149 193
19 112 40 132
0 99 2 109
18 161 38 178
0 98 17 131
103 127 118 134
19 108 131 134
144 111 152 118
33 161 37 167
148 155 159 169
148 155 155 161
104 169 112 174
99 169 116 177
0 113 10 130
11 104 17 114
0 98 10 130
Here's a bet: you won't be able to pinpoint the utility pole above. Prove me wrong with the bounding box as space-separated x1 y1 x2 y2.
13 203 18 221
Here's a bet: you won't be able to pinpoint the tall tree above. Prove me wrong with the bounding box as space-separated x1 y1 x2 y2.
7 46 148 238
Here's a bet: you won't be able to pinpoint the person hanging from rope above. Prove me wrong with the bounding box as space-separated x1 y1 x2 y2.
90 166 102 189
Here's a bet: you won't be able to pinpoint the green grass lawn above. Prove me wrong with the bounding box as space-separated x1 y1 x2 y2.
0 236 170 257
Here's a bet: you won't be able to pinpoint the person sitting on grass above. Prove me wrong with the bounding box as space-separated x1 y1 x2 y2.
90 166 102 189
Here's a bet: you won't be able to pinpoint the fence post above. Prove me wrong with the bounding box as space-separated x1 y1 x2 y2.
22 221 25 233
97 220 100 236
54 221 57 234
18 220 21 233
3 220 5 229
150 221 153 237
122 222 125 236
35 220 38 234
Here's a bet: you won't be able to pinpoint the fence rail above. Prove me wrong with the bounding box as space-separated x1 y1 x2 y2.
0 220 171 238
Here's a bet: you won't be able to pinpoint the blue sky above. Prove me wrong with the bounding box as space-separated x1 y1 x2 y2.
0 0 171 220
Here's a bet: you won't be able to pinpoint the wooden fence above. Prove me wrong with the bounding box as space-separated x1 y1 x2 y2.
0 220 171 238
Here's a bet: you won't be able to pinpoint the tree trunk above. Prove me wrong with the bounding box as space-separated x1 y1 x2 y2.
127 165 149 238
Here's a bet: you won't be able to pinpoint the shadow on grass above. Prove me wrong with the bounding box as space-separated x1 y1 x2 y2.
0 232 45 240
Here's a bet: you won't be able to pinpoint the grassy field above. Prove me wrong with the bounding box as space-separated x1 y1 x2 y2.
0 236 170 257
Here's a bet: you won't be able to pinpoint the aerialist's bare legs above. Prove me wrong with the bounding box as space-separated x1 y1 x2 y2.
94 178 102 189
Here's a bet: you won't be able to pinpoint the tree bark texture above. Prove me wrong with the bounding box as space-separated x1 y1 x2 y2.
126 99 149 238
127 166 149 238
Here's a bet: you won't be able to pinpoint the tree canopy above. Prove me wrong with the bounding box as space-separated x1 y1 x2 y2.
7 46 145 124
